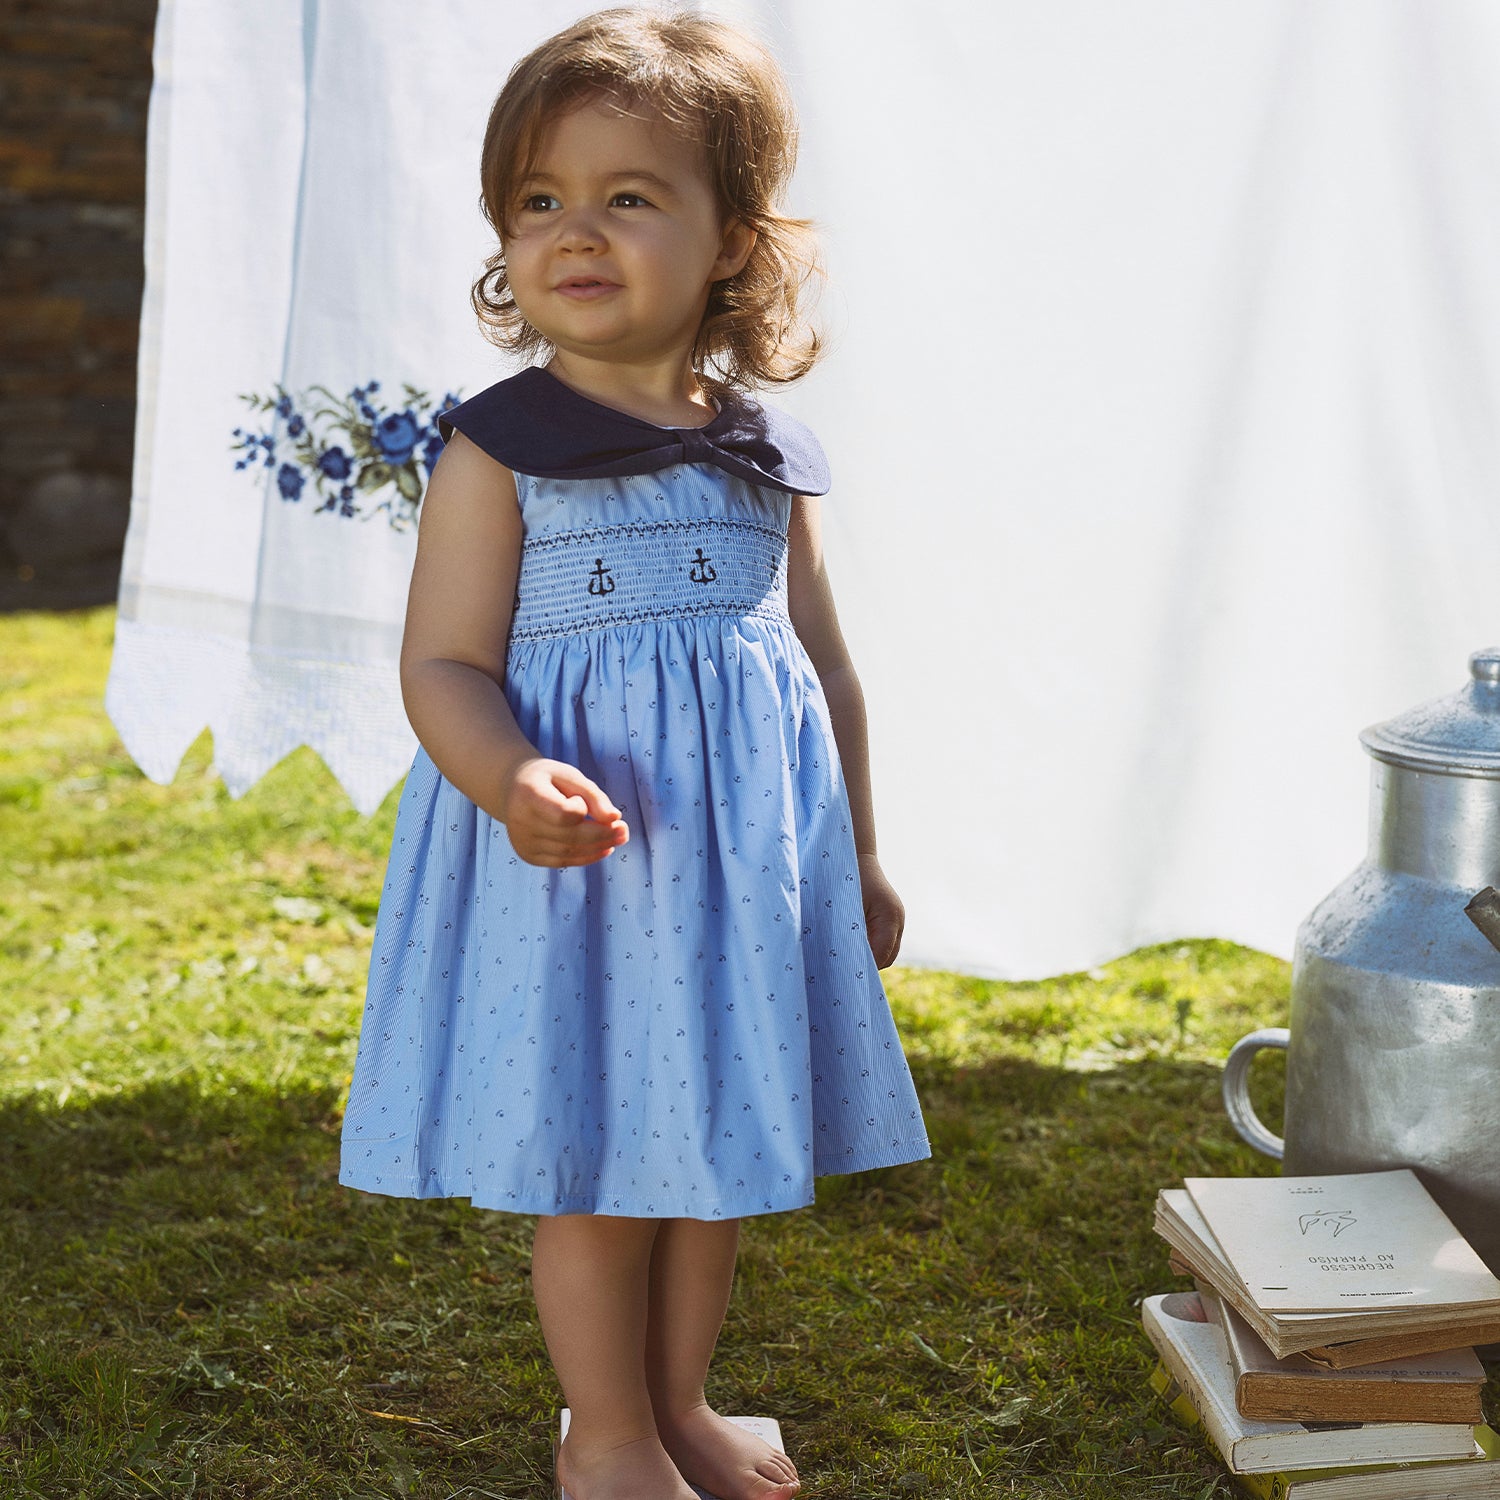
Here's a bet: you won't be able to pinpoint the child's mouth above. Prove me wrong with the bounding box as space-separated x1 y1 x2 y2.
556 278 620 299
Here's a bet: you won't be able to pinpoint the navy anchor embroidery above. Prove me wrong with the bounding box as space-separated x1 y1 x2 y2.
688 547 717 584
587 558 615 596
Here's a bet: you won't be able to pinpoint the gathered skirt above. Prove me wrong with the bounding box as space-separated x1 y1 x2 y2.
339 542 930 1218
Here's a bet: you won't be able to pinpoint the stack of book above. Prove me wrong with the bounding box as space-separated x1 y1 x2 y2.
1143 1169 1500 1499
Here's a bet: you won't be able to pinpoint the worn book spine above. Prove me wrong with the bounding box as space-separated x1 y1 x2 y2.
1149 1362 1500 1500
1201 1287 1486 1425
1305 1321 1500 1372
1142 1293 1479 1473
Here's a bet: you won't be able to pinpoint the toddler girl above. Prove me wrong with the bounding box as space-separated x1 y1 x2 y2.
339 10 930 1498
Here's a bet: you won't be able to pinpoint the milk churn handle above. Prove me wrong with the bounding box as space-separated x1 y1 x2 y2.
1222 1028 1290 1160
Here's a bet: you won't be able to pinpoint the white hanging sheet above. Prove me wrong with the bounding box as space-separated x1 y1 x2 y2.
110 0 1500 976
108 0 583 813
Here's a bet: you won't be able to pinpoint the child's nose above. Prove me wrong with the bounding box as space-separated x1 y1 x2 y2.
556 209 606 251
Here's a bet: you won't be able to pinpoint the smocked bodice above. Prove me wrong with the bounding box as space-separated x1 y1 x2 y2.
508 465 793 645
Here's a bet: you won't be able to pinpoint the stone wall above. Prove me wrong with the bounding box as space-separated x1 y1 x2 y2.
0 0 156 611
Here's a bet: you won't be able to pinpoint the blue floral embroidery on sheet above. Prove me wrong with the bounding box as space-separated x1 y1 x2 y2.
231 381 461 529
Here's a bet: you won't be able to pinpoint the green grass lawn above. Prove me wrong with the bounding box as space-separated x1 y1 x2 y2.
2 608 1481 1499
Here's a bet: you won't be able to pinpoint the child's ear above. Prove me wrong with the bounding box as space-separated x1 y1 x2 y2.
712 218 757 282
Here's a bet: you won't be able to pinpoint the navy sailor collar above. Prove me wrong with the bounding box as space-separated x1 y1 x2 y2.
436 366 830 497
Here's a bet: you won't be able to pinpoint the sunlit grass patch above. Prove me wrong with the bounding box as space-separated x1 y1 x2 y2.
2 608 1489 1497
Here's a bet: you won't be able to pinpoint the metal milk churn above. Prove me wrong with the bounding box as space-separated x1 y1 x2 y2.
1222 649 1500 1274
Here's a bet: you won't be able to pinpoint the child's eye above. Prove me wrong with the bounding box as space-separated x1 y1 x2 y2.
611 192 651 208
520 193 560 213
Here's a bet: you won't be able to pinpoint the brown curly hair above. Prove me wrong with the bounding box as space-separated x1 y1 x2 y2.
471 7 823 394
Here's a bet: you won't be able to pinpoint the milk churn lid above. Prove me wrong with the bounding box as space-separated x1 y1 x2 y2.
1359 649 1500 776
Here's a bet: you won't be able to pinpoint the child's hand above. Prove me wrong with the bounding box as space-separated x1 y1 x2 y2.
859 857 905 969
500 757 629 867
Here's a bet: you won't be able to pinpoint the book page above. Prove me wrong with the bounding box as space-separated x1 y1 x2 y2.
1157 1189 1232 1268
1185 1171 1500 1314
1162 1190 1360 1328
1212 1289 1486 1383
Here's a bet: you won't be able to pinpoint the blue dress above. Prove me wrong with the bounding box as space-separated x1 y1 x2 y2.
338 371 930 1219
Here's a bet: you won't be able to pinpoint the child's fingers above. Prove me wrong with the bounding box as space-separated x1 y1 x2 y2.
530 815 628 856
501 758 629 866
861 878 905 969
506 800 627 871
516 824 628 867
867 913 902 969
546 764 622 826
509 759 619 826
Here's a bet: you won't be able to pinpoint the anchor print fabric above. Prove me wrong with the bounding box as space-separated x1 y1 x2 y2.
338 396 931 1218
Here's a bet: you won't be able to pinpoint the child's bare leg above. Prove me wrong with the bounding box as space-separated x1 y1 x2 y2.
645 1217 800 1499
532 1213 698 1500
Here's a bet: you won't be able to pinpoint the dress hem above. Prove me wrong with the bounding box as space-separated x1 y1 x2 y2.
337 1134 931 1220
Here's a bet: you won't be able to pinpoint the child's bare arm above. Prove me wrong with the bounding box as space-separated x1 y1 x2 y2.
400 432 627 866
786 495 904 968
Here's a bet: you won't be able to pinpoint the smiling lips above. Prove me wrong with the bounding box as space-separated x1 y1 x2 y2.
555 276 621 299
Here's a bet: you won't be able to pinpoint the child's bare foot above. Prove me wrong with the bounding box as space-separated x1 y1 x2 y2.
655 1403 800 1500
556 1427 700 1500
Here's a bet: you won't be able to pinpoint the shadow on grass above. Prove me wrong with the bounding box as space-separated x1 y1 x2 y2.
0 1056 1267 1498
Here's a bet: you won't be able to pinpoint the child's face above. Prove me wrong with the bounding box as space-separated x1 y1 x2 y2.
503 97 753 374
